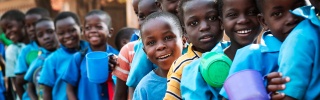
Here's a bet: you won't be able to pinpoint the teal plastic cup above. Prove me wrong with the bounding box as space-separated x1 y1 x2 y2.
86 51 109 83
200 52 232 88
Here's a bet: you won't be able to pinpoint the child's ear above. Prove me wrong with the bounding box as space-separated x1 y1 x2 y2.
108 28 114 38
257 14 269 31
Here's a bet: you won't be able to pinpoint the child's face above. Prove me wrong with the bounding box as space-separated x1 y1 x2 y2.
35 21 59 51
142 19 183 70
310 0 320 11
183 0 223 53
119 38 130 50
25 14 42 41
0 19 24 43
138 0 160 26
56 17 81 49
84 15 110 47
222 0 261 46
260 0 305 42
159 0 180 15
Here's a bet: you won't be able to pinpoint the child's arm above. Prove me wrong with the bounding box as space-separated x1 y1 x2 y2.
43 85 52 100
66 83 77 100
15 74 26 99
113 78 128 100
27 82 38 100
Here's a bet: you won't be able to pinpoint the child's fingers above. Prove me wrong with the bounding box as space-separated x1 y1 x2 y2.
266 72 282 81
269 77 290 85
270 93 285 100
267 84 285 92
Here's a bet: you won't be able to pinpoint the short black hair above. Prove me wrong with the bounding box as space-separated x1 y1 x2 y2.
115 27 138 49
178 0 218 32
1 9 25 25
35 17 53 26
141 11 183 36
217 0 224 16
54 12 81 26
85 10 112 28
26 7 50 17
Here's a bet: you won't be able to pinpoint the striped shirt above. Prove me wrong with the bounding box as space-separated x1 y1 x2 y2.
164 44 202 100
113 41 137 81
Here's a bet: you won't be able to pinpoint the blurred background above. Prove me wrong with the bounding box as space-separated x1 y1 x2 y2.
0 0 139 48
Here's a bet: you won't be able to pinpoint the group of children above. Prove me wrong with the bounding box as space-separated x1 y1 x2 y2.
0 0 318 100
0 7 136 100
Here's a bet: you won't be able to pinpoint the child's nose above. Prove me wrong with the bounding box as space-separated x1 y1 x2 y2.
286 13 300 26
199 21 210 32
237 14 250 24
156 41 167 51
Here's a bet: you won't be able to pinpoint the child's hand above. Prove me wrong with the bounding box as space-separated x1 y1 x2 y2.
266 72 290 100
108 54 118 71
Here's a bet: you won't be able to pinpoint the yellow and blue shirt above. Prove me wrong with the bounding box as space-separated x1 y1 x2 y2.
180 42 230 100
164 44 202 100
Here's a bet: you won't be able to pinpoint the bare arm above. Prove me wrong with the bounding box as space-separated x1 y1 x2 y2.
113 78 128 100
43 85 52 100
27 82 38 100
15 74 26 99
66 83 77 100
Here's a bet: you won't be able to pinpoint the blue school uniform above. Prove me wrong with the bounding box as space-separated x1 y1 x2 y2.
126 40 157 87
62 45 118 100
180 42 230 100
24 47 52 82
278 6 320 99
38 41 88 100
132 70 167 100
129 30 140 42
219 31 281 98
15 41 39 74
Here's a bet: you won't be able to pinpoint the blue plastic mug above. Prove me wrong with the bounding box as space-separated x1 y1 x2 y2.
224 70 269 100
86 51 109 83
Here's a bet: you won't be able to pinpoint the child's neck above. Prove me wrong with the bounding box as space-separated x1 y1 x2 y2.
224 41 244 61
154 68 168 78
90 44 107 51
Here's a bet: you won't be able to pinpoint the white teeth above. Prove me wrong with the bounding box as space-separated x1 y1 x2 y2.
237 29 252 34
158 54 171 59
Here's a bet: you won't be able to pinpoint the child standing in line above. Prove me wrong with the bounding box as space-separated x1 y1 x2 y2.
15 7 50 100
62 10 119 100
180 0 262 99
277 0 320 99
219 0 306 99
38 12 89 100
133 11 184 100
24 17 59 100
0 10 30 100
164 0 227 99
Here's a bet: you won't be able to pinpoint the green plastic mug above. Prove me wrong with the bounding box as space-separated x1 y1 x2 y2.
200 52 232 87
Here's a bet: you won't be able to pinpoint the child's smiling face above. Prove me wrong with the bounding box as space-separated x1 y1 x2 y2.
222 0 261 46
260 0 305 42
142 18 183 70
0 19 24 43
182 0 223 53
84 15 110 47
35 20 59 51
56 17 81 49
